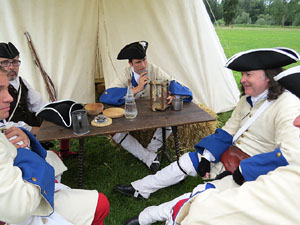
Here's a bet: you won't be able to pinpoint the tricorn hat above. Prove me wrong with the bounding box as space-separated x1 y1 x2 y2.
274 65 300 99
117 41 148 60
36 100 84 127
225 47 300 71
0 42 20 59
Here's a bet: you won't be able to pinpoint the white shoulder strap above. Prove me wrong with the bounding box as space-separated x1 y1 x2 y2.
233 100 273 143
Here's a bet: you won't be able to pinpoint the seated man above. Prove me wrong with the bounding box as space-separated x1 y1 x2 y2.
118 47 300 225
100 41 193 173
173 65 300 225
0 42 74 158
0 67 110 225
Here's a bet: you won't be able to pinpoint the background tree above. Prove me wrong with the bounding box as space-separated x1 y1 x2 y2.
223 0 239 26
286 0 300 26
266 0 289 26
204 0 223 23
202 0 300 27
255 13 274 25
248 0 265 23
237 0 265 24
234 11 252 24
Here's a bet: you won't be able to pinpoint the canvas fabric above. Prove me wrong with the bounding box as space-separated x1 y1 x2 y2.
0 0 239 113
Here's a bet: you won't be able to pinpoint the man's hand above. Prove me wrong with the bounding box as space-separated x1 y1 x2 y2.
133 73 149 94
197 157 211 178
4 127 29 148
167 91 175 104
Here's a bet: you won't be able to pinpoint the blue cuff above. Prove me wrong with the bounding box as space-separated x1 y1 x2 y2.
188 151 200 171
14 148 55 210
99 87 127 106
169 80 193 102
194 128 232 162
241 148 288 181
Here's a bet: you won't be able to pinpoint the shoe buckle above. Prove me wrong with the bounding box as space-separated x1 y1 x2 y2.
133 190 140 198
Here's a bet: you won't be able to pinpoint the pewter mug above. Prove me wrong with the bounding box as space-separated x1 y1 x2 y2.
172 95 183 111
72 109 90 135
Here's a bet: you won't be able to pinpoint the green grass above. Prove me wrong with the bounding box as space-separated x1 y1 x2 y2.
54 26 300 225
57 137 201 225
215 26 300 58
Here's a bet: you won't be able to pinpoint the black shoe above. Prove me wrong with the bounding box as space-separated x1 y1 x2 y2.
115 184 144 200
150 154 161 174
123 216 140 225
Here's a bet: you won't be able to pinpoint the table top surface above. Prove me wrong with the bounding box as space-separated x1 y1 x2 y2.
36 99 215 142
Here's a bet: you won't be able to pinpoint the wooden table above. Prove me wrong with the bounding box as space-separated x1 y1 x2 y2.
37 99 215 187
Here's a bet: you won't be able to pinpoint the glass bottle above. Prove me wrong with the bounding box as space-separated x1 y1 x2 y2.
124 79 138 119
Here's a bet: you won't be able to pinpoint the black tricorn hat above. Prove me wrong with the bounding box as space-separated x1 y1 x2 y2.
117 41 148 60
225 47 300 71
36 100 84 127
0 42 20 59
274 65 300 99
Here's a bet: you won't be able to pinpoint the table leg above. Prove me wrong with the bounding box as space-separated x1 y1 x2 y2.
171 126 181 160
162 127 173 163
77 138 84 188
172 126 187 175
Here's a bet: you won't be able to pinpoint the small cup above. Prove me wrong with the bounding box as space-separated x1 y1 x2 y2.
72 109 90 135
139 69 148 75
172 97 183 111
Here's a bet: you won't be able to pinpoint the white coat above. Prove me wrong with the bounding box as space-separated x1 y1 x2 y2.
0 134 98 225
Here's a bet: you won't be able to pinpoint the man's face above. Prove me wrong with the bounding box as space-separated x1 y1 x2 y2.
0 56 20 81
0 72 13 120
240 70 270 97
129 57 148 74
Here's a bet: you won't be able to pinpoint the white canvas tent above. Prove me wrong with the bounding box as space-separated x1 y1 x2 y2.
0 0 240 113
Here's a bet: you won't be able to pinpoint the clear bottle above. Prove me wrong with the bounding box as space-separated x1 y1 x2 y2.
124 79 138 119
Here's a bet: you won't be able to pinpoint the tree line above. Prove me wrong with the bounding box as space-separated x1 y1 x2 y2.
204 0 300 26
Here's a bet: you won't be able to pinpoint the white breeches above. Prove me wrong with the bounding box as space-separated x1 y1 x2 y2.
131 153 197 199
113 127 172 168
138 176 239 225
146 127 172 152
139 193 191 225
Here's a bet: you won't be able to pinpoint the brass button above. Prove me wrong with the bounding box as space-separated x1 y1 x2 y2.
276 152 281 157
241 134 245 138
31 177 37 182
238 141 241 145
249 115 252 118
42 218 47 224
105 91 108 94
43 190 47 195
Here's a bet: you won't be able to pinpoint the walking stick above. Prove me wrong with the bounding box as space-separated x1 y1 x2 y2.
24 32 57 102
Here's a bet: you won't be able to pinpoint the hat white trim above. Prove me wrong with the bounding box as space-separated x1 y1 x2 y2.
225 47 300 68
275 47 300 59
38 107 71 127
274 65 300 81
36 99 83 127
